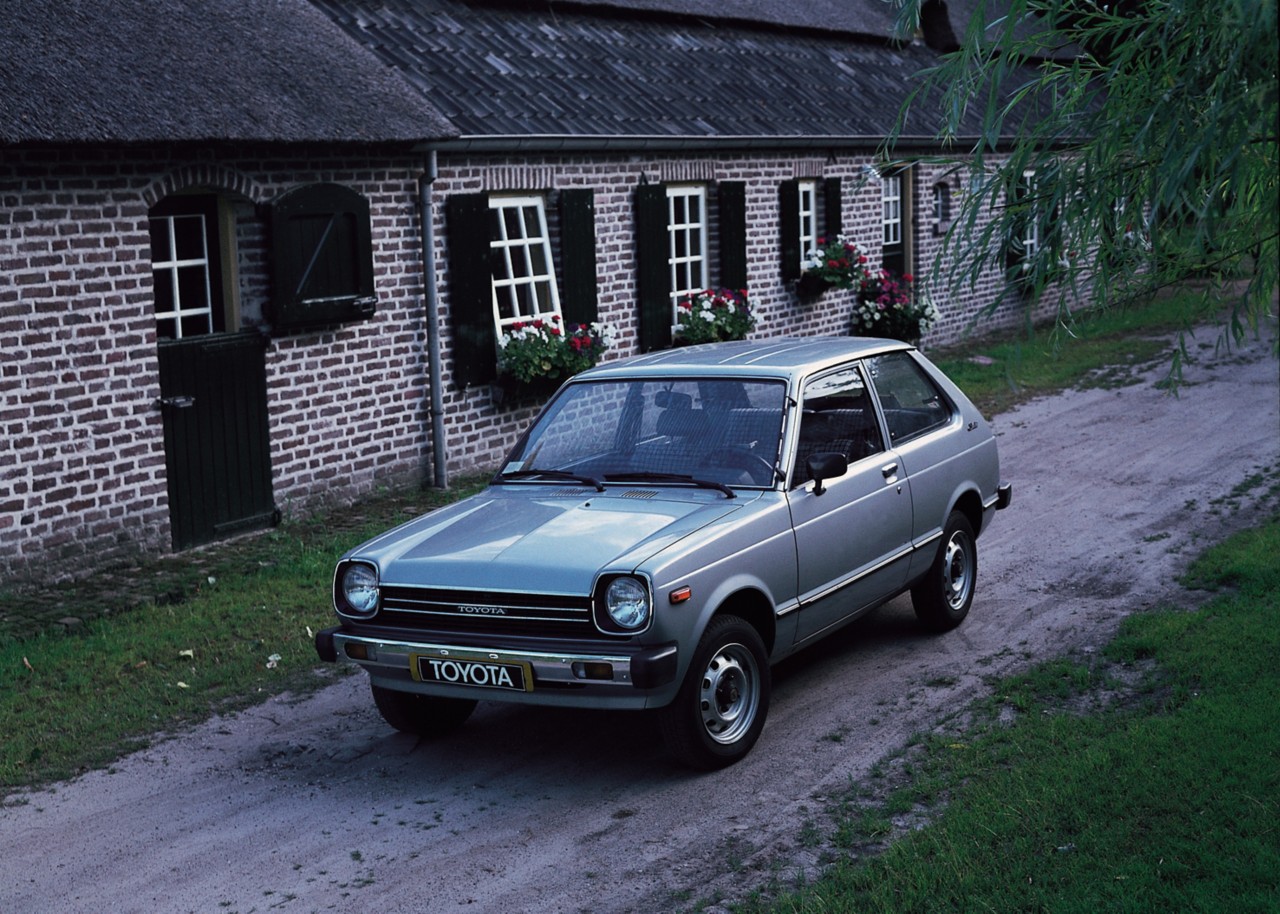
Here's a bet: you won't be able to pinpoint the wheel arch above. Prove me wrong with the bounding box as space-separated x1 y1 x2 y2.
951 487 985 536
711 586 777 655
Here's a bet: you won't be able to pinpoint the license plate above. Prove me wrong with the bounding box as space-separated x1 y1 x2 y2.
413 654 533 692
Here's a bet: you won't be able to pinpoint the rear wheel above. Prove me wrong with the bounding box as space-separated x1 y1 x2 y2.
659 615 770 770
911 511 977 632
370 683 477 737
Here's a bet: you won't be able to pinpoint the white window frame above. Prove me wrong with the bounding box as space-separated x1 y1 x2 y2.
666 185 708 322
489 194 562 332
150 211 215 340
882 174 903 247
798 180 818 256
1021 169 1040 257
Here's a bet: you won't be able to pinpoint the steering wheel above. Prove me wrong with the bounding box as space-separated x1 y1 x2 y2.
699 447 777 485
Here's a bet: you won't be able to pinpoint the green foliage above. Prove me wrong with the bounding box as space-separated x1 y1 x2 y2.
930 288 1203 415
891 0 1279 372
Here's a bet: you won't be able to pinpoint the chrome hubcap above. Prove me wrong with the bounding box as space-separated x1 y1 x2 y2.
698 643 759 745
942 532 974 611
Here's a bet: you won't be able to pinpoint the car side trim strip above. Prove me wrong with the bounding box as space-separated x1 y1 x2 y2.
778 543 916 616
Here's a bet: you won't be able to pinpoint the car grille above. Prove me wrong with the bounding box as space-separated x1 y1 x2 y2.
374 584 609 640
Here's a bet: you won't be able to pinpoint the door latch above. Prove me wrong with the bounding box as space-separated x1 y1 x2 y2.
156 395 196 409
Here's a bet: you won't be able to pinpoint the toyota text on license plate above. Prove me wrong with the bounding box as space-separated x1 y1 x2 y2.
414 655 533 692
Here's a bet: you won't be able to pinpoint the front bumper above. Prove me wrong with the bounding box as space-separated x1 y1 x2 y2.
316 626 679 708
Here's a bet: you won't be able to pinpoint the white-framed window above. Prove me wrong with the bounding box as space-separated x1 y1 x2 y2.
666 185 708 320
488 194 561 331
149 195 228 340
798 180 818 256
933 182 951 224
1020 169 1040 257
882 174 903 247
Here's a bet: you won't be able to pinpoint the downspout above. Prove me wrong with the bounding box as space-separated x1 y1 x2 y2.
419 151 448 489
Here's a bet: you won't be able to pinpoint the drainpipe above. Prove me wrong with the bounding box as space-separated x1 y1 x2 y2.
419 151 448 489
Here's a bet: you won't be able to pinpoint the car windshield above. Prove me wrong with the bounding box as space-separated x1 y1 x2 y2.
500 377 788 489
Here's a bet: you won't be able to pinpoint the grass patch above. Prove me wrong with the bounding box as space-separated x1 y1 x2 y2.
931 290 1212 416
0 479 488 789
739 518 1280 914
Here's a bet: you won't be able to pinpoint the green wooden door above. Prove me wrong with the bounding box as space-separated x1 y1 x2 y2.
156 333 276 550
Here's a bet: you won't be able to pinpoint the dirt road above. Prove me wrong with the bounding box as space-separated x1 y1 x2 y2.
3 327 1277 914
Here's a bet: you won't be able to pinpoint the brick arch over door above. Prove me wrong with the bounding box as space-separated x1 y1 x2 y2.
142 164 269 209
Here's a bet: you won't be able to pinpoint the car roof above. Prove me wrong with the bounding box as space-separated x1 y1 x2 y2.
576 337 913 382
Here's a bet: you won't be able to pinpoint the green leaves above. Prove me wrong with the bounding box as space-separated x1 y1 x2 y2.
890 0 1278 356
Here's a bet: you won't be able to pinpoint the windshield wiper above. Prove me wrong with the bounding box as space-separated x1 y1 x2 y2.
495 468 605 492
604 471 736 499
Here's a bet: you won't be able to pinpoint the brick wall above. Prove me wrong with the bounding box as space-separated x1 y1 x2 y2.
1 144 430 580
428 149 1044 475
2 142 1059 581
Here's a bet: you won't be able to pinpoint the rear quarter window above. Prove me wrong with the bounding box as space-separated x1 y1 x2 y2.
867 352 954 443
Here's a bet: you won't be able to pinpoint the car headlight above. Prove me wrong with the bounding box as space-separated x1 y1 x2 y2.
603 576 651 631
335 561 379 617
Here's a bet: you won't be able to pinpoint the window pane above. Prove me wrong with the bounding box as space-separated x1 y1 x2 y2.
868 353 952 442
149 219 172 262
171 214 207 261
176 266 209 313
181 312 212 338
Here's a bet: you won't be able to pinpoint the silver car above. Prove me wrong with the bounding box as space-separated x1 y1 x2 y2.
316 338 1011 768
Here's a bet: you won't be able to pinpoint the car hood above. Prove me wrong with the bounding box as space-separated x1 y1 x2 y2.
351 487 745 594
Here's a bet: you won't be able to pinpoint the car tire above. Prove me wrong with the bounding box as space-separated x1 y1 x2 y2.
911 510 977 632
658 615 770 770
370 683 477 737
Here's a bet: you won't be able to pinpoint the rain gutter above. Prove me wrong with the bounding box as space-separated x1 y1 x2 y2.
418 151 448 489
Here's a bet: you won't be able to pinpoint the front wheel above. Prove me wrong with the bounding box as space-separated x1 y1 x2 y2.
911 511 977 632
659 615 770 770
370 683 477 737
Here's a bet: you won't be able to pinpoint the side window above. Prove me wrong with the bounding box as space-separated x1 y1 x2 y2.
791 364 884 486
1006 168 1040 281
446 190 599 387
867 352 953 443
797 180 818 264
488 195 562 331
881 171 913 277
932 181 952 234
149 194 228 340
638 181 741 352
665 184 708 318
779 177 843 281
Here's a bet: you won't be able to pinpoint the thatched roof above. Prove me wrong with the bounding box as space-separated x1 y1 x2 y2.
0 0 455 144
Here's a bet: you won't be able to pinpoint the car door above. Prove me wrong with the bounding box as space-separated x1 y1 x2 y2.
786 363 913 644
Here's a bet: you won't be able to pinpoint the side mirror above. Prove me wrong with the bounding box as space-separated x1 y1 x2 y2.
806 452 848 495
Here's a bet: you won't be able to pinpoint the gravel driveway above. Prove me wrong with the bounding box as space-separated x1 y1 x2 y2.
3 326 1277 914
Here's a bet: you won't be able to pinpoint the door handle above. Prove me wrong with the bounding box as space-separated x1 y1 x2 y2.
881 462 899 479
156 395 196 409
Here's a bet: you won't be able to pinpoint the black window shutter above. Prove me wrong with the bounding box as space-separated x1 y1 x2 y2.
270 183 375 330
634 183 671 352
718 181 748 291
778 179 800 281
446 192 497 387
558 189 599 326
823 178 844 238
